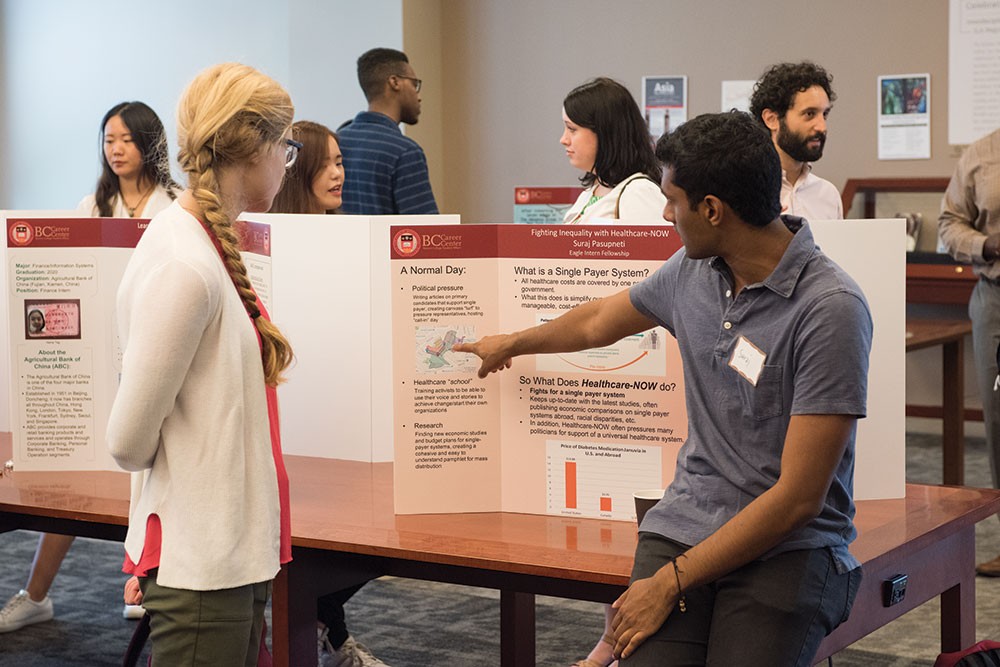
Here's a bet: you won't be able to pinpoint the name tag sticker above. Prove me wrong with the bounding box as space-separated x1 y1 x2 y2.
729 335 767 386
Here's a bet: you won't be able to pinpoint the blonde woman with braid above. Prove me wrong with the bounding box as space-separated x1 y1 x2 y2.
106 63 296 666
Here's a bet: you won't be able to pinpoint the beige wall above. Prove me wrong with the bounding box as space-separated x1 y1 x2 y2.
407 1 973 438
403 0 446 210
407 0 957 223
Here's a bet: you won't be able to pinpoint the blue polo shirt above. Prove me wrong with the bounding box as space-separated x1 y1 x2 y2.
338 111 439 215
630 217 872 572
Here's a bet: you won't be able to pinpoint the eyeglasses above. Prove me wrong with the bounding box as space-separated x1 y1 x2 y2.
395 75 422 93
285 138 303 169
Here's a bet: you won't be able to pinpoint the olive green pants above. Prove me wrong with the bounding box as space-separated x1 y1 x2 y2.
139 569 270 667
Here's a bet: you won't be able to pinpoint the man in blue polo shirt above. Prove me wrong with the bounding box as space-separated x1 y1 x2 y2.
455 111 872 667
338 48 439 215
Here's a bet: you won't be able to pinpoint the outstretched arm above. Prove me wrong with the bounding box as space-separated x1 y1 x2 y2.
453 289 657 378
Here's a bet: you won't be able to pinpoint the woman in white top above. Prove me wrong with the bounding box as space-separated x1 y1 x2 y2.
108 62 295 666
0 101 179 635
77 101 179 217
561 78 666 226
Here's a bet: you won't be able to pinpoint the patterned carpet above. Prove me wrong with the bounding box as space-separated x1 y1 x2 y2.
0 432 997 666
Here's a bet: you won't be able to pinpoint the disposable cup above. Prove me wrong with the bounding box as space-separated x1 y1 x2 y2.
633 488 665 527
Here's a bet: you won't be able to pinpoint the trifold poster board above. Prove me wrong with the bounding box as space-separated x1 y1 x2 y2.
392 224 683 517
240 214 459 462
391 219 906 519
5 212 460 471
4 215 272 471
812 220 906 503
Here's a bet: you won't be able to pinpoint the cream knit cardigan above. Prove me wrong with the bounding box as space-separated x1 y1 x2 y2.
107 201 281 591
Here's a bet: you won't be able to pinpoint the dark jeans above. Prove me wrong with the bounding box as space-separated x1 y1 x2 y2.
621 533 861 667
317 582 367 649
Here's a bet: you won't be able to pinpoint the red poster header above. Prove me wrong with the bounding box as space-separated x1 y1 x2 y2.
390 224 682 261
514 187 584 205
237 221 272 257
7 218 147 249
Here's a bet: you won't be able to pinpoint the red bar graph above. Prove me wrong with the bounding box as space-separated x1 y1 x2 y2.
565 461 577 509
546 441 662 519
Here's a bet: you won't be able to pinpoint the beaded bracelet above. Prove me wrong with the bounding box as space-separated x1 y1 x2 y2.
670 555 687 613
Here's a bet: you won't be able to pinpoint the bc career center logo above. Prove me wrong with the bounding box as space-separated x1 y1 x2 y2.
393 228 422 257
9 222 34 247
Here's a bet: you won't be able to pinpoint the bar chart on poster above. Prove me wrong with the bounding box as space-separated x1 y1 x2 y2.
545 440 661 521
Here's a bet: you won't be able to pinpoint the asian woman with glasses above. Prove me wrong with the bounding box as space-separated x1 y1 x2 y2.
269 120 345 215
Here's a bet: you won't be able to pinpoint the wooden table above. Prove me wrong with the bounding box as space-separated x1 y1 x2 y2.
813 483 1000 662
272 457 636 666
2 436 999 666
906 318 973 485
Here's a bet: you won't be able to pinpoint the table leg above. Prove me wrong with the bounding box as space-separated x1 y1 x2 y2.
942 339 965 486
272 563 321 667
940 527 976 653
271 566 290 667
272 550 385 667
501 590 535 666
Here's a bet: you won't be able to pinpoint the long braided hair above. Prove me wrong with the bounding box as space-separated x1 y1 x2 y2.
176 63 294 386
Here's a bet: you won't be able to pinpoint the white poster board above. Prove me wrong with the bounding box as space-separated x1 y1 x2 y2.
4 215 273 472
239 213 460 462
0 211 76 434
5 216 147 470
949 0 1000 145
391 224 684 517
4 212 901 493
389 218 906 517
812 218 906 500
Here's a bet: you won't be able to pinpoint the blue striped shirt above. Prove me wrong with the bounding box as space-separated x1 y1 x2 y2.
338 111 439 215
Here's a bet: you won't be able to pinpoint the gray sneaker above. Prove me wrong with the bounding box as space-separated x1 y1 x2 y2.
0 590 54 633
320 633 389 667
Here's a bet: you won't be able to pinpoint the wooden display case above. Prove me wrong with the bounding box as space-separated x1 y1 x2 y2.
841 177 951 219
843 178 974 306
